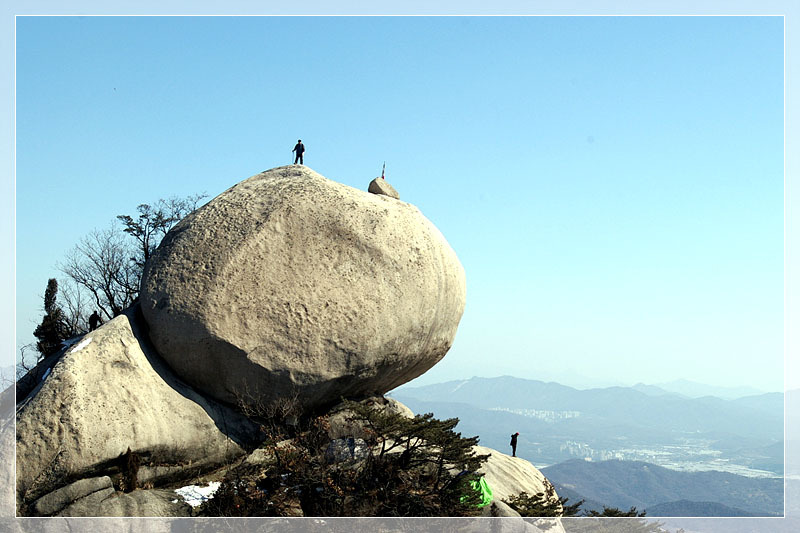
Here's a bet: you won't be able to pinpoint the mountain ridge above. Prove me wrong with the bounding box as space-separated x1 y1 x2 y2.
541 459 782 516
390 376 783 482
393 376 782 439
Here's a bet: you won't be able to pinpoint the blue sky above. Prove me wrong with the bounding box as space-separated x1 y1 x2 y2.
13 15 785 391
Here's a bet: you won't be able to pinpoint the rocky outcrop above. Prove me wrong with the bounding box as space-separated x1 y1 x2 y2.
31 476 115 516
140 165 466 412
11 165 564 521
327 396 414 439
476 444 561 510
56 487 191 517
16 306 262 509
28 475 189 517
480 498 520 517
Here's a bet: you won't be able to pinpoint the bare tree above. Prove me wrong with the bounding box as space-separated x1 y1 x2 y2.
20 193 207 388
116 193 207 270
59 225 139 320
56 193 207 326
16 343 40 381
160 193 207 233
58 277 90 335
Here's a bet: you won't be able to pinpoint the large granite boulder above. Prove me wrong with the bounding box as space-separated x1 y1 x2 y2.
16 307 262 508
140 165 466 411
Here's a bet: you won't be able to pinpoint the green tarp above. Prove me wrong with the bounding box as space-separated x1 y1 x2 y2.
461 477 493 508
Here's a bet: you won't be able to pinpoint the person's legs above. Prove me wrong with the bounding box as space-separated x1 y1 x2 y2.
299 154 303 165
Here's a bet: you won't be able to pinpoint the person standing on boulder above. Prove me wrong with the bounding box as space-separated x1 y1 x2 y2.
510 432 519 457
292 139 305 165
88 310 103 331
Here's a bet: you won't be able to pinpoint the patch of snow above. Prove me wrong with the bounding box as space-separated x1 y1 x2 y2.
61 336 83 349
174 482 221 508
69 337 93 354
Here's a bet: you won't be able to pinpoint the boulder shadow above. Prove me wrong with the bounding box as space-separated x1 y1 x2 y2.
123 304 263 451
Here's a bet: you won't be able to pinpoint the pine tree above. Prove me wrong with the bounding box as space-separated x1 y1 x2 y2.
504 489 584 517
33 279 68 357
199 399 492 517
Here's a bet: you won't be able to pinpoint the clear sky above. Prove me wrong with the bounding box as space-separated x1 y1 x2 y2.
14 15 785 392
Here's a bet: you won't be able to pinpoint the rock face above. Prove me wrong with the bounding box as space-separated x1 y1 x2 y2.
327 396 414 439
32 476 115 516
480 498 520 517
57 487 192 517
475 444 561 509
16 307 262 508
140 165 466 411
30 474 191 517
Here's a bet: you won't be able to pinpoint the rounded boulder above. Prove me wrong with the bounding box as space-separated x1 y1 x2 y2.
140 166 466 412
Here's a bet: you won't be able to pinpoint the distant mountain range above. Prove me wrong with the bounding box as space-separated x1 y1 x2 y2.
389 375 785 517
541 459 782 516
641 379 767 400
393 377 781 435
391 376 783 469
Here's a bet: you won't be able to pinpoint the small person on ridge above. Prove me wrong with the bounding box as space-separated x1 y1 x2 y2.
89 310 103 331
510 432 520 457
292 139 305 165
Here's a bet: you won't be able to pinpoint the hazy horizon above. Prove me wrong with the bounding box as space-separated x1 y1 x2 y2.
1 359 781 396
400 371 781 396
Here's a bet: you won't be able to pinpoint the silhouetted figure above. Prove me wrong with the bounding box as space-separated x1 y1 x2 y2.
119 446 140 493
292 139 305 165
510 432 519 457
89 310 103 331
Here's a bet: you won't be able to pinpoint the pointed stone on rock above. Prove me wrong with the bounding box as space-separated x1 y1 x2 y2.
368 177 400 199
